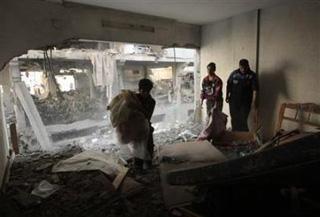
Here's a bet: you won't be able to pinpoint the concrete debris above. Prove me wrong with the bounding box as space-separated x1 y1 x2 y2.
51 121 202 162
1 148 170 217
31 180 59 198
19 128 41 153
154 122 202 146
52 151 126 179
12 191 42 208
218 142 259 159
34 90 106 125
35 162 53 171
176 130 198 142
214 131 259 159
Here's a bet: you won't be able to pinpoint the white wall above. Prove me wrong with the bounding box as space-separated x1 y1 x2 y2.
259 1 320 137
200 0 320 139
0 0 200 70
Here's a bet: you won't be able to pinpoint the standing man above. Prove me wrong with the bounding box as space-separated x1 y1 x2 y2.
135 78 156 169
226 59 258 131
201 62 223 117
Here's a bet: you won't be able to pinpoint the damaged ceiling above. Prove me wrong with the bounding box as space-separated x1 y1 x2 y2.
66 0 290 24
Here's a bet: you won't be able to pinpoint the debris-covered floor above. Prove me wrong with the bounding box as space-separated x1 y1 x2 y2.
0 126 259 217
1 122 205 217
0 145 170 217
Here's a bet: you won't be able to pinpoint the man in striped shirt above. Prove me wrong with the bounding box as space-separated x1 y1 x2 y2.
201 62 223 117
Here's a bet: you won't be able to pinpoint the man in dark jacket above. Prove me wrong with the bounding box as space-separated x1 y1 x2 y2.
135 78 156 169
226 59 258 131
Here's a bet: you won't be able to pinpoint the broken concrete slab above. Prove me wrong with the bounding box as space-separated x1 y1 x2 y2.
14 82 52 151
159 140 226 163
31 180 59 199
52 150 127 179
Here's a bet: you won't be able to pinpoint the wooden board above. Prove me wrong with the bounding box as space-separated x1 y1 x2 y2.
278 132 314 146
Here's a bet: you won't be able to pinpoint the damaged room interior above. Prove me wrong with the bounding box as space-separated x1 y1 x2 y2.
0 0 319 217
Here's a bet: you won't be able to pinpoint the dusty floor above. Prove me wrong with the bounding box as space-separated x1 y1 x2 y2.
1 119 257 217
0 146 170 217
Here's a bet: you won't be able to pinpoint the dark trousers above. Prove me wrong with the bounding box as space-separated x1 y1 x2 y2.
229 102 251 132
147 126 154 160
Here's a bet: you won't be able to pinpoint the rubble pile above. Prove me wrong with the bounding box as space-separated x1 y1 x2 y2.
34 90 106 125
217 141 259 159
19 128 41 153
77 130 119 153
153 122 202 146
1 147 169 217
154 121 258 160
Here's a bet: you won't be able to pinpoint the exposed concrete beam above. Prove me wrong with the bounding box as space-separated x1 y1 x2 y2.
18 58 92 72
14 82 52 151
0 0 200 70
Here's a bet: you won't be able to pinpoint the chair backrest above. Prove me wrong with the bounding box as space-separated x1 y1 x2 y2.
276 103 320 133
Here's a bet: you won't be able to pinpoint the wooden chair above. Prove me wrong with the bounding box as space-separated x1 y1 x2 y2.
276 103 320 133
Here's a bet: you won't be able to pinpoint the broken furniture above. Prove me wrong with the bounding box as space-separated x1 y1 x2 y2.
159 140 226 212
168 133 320 186
276 103 320 132
257 103 320 152
167 133 320 216
276 102 320 144
162 103 320 216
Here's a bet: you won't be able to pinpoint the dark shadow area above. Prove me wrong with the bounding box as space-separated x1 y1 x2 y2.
259 62 292 139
